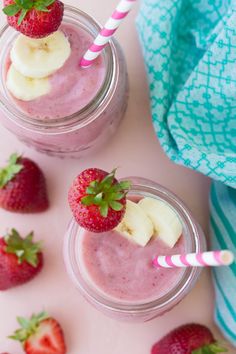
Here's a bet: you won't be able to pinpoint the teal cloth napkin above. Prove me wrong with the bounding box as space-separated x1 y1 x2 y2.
136 0 236 346
210 181 236 346
137 0 236 188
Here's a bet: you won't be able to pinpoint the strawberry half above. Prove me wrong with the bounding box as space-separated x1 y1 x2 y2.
0 229 43 290
2 0 64 39
151 323 228 354
0 153 49 213
10 312 66 354
68 168 131 233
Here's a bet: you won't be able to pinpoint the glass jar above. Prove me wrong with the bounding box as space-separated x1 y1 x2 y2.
64 177 206 322
0 6 128 158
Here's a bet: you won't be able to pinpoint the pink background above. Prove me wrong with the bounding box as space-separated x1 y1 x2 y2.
0 1 235 353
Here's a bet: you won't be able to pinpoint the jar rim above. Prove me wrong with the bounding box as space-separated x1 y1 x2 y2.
0 5 119 132
64 177 206 316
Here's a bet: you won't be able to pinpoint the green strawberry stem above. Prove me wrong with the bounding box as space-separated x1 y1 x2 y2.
9 312 49 343
81 169 131 218
3 0 56 25
0 153 23 188
4 229 42 267
192 342 228 354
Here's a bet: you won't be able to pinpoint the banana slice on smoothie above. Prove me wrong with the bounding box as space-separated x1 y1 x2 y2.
6 65 51 101
138 197 182 248
10 31 71 79
114 200 154 247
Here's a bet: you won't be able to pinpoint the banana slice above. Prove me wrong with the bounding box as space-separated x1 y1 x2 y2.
10 31 71 79
114 200 154 247
6 65 51 101
138 197 183 248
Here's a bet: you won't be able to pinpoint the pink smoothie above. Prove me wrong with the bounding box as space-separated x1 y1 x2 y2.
80 207 185 303
6 23 106 119
0 11 128 157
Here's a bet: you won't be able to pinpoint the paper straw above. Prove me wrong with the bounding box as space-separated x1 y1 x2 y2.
152 250 234 269
80 0 136 68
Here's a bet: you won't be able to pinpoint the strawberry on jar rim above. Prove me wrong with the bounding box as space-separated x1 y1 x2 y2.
2 0 64 39
0 153 49 213
0 229 43 290
151 323 228 354
10 311 66 354
68 168 131 233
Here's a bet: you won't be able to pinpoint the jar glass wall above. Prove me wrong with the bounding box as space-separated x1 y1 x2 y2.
64 177 206 322
0 6 128 157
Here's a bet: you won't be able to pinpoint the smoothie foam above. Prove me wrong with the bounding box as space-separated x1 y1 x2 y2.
5 24 106 119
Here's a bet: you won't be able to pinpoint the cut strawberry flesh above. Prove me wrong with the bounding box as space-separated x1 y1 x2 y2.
24 320 66 354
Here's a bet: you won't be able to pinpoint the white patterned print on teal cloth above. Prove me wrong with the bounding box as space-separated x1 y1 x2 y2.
136 0 236 347
210 181 236 347
136 0 236 187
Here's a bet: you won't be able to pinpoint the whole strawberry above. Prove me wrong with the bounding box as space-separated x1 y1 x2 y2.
0 153 49 213
10 312 66 354
3 0 64 39
68 168 131 232
151 323 228 354
0 229 43 290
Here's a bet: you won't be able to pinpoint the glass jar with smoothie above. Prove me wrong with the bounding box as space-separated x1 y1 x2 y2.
0 6 128 157
64 175 206 322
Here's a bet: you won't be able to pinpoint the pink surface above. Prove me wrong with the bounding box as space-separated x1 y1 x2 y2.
0 1 235 353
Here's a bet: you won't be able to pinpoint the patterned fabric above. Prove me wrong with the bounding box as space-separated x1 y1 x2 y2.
210 182 236 346
136 0 236 188
136 0 236 346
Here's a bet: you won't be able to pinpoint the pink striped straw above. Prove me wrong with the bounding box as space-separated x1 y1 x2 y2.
152 250 234 269
80 0 136 68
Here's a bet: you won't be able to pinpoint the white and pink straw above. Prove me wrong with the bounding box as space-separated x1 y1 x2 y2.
80 0 136 68
152 250 234 269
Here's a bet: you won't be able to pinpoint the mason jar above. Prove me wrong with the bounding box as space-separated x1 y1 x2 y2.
0 6 128 157
64 177 206 322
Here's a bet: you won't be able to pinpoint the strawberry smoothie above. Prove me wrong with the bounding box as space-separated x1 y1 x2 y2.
0 6 128 157
80 228 185 303
6 24 106 119
64 177 206 321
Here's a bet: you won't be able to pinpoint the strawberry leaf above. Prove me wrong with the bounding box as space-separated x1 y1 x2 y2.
81 169 131 218
9 328 28 342
3 3 21 16
100 202 108 217
2 0 55 18
81 195 94 206
10 312 49 343
109 201 124 211
109 192 124 201
17 317 30 329
86 186 97 194
34 4 49 11
94 192 103 204
192 342 228 353
4 229 42 267
38 0 55 6
0 153 23 188
17 8 28 24
118 181 131 190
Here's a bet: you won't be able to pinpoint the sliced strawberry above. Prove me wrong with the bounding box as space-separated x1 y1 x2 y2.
2 0 64 39
10 312 66 354
0 153 49 213
68 168 131 232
